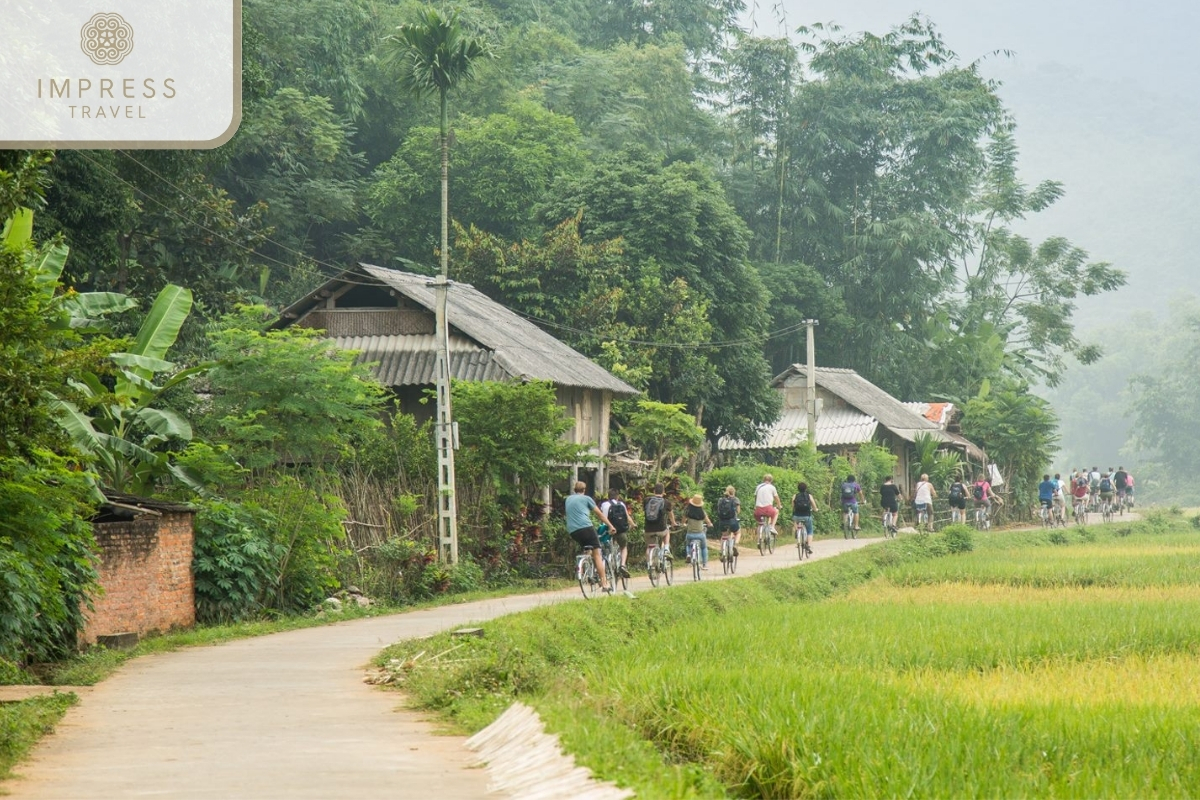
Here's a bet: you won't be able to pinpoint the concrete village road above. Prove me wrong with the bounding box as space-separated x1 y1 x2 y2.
3 535 877 799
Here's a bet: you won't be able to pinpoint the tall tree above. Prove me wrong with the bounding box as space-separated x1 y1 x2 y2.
385 5 491 564
540 147 779 443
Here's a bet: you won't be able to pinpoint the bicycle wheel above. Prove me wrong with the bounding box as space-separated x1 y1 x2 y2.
722 540 733 575
663 552 674 585
757 522 767 556
766 528 775 554
578 556 597 599
647 553 659 587
691 545 701 581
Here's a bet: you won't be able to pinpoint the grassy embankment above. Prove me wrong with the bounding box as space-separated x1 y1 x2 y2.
377 510 1200 797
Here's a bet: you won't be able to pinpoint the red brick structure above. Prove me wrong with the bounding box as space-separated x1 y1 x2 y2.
81 496 196 646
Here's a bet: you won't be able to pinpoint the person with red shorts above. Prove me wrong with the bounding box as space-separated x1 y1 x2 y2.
753 474 782 533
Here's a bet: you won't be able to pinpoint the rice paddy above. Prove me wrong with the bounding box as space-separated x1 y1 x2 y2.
381 519 1200 797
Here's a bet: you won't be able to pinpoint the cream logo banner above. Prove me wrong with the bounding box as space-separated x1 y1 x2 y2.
4 2 241 148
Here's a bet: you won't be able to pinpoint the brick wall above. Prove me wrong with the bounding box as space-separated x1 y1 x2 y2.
81 509 196 645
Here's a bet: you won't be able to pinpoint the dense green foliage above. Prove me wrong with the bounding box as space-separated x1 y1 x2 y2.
379 517 1200 798
10 2 1125 476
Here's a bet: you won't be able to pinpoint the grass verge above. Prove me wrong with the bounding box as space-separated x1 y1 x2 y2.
376 517 1200 797
0 693 77 781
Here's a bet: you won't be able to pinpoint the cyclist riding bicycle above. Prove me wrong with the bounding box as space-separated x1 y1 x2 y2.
753 474 782 534
683 493 712 570
1088 466 1102 505
1071 473 1090 518
565 481 618 594
792 481 818 555
1052 472 1067 520
600 488 632 579
1113 466 1130 504
913 473 935 529
947 476 968 524
716 485 741 555
840 474 865 531
642 482 676 570
879 476 903 532
972 473 1001 520
1038 473 1056 519
1098 472 1115 511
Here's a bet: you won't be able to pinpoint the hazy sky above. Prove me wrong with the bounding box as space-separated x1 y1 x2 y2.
753 0 1200 322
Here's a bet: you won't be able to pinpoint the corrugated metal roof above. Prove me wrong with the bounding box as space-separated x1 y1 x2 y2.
902 401 954 426
333 335 508 386
724 407 879 450
279 266 638 397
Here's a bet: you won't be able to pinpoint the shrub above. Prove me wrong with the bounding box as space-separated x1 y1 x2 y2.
940 524 975 553
192 500 274 622
0 455 97 663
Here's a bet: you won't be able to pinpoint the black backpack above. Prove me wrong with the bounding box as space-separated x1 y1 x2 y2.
1100 477 1113 492
644 495 665 523
840 481 857 502
793 492 812 516
972 483 985 501
607 501 630 533
717 496 737 520
949 482 965 501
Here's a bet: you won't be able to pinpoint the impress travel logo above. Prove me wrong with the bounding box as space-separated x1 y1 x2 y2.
3 2 241 148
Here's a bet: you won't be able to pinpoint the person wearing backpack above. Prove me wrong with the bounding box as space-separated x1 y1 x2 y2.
642 483 676 569
947 476 968 525
1098 472 1115 510
840 474 865 532
600 488 632 579
683 494 713 569
791 481 818 555
716 486 741 554
972 473 1002 522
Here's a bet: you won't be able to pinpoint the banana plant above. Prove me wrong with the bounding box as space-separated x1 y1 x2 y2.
51 284 210 496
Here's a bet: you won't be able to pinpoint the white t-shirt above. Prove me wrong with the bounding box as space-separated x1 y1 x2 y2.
914 481 933 505
754 483 779 507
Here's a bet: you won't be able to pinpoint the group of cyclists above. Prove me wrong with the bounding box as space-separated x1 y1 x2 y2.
1042 466 1135 523
566 464 1139 592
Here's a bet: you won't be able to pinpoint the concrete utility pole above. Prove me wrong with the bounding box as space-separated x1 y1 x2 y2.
431 276 458 564
804 319 819 446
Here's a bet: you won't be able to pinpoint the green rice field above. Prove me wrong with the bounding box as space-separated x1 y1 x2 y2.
378 514 1200 798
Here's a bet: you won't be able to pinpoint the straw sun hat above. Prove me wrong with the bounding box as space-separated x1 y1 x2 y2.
688 493 704 507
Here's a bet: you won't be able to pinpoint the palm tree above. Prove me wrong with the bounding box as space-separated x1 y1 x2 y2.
386 8 490 564
387 6 490 280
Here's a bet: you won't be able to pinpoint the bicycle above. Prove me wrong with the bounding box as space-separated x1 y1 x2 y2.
1038 502 1052 528
1101 497 1114 524
602 533 627 593
1073 498 1088 526
646 536 673 588
756 514 776 555
720 533 738 574
686 535 704 582
915 504 933 533
882 508 898 538
795 526 813 560
973 505 990 531
842 507 857 539
576 546 603 599
1052 501 1067 528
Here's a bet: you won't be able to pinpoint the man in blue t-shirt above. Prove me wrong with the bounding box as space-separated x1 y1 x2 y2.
565 481 618 593
1038 474 1056 512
